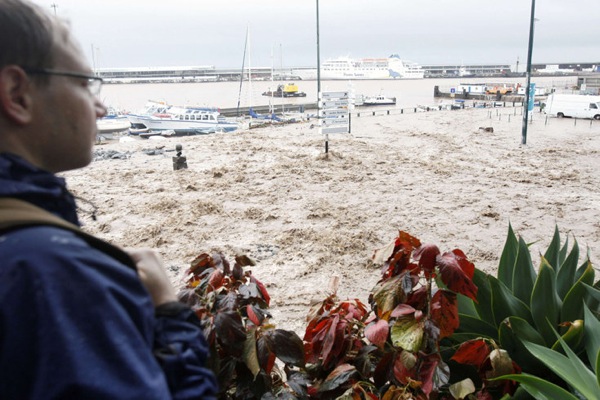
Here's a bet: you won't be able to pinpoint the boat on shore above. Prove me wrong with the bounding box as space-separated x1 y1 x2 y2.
97 107 131 137
292 54 424 80
127 101 238 135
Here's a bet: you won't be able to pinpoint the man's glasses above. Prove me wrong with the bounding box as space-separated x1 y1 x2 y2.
22 67 103 96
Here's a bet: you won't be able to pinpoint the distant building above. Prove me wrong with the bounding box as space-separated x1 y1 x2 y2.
95 66 218 83
578 74 600 95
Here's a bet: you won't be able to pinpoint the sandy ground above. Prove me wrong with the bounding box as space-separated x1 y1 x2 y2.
64 107 600 335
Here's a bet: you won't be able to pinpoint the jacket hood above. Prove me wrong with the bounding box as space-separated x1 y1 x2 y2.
0 152 80 225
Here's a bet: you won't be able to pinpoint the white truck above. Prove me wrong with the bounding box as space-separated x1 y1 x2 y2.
544 94 600 120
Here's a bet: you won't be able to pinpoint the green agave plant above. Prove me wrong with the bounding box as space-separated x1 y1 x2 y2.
496 305 600 400
451 224 600 393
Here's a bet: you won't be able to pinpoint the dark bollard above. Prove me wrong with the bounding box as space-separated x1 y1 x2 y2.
172 144 188 170
401 109 404 114
387 110 390 115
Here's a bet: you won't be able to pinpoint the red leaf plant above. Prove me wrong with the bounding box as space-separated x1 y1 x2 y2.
450 338 521 398
179 233 516 399
178 252 306 399
301 231 489 399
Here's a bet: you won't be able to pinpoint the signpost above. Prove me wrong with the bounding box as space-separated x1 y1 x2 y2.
521 0 536 145
319 91 349 153
527 83 536 111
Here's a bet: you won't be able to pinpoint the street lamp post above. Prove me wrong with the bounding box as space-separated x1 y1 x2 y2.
521 0 536 145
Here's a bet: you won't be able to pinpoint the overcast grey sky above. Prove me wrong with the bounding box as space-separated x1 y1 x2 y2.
32 0 600 69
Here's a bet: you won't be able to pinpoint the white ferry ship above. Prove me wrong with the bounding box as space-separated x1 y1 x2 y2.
292 54 424 80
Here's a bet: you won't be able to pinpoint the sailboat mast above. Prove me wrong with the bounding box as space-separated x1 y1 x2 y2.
269 44 274 115
235 25 249 117
247 27 252 111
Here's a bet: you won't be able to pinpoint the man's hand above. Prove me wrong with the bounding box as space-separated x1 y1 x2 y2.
126 248 177 307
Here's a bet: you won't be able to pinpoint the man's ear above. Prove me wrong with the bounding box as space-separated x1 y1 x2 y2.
0 66 34 125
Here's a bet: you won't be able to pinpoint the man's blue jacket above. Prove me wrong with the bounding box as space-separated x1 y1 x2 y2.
0 153 217 399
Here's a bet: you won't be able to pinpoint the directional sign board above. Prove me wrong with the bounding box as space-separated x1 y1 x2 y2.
321 126 349 134
321 91 349 99
320 109 349 117
321 117 349 126
319 91 349 135
320 100 349 108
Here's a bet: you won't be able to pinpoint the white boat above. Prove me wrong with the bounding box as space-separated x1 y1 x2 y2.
292 54 424 80
97 107 131 136
127 100 171 129
360 94 397 106
131 105 238 134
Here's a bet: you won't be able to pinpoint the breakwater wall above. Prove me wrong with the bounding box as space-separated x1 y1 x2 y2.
220 103 318 117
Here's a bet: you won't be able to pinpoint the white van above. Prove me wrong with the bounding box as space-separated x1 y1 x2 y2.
544 94 600 120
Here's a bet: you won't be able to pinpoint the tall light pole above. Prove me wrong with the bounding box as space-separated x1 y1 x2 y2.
316 0 321 97
50 3 57 15
521 0 536 145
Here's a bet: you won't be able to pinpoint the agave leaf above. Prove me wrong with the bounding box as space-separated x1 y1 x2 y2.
543 225 562 270
562 262 595 323
498 222 519 290
556 238 579 300
530 257 561 346
558 234 569 269
472 269 496 326
583 283 600 313
583 303 600 375
508 316 546 346
512 236 537 305
522 338 600 399
509 385 541 399
596 350 600 389
494 373 579 400
551 320 584 354
498 319 547 373
456 292 478 317
489 276 533 327
574 249 592 282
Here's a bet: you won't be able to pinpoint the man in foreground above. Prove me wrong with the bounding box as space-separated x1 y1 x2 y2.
0 1 217 398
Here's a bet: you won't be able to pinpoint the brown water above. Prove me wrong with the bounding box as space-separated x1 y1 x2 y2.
100 76 578 113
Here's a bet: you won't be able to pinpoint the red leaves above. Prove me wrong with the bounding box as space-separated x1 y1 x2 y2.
430 290 459 339
373 232 478 302
451 340 521 397
437 250 478 301
413 243 440 277
365 319 389 347
207 269 224 291
304 299 368 370
374 231 422 279
249 274 270 306
451 339 490 368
